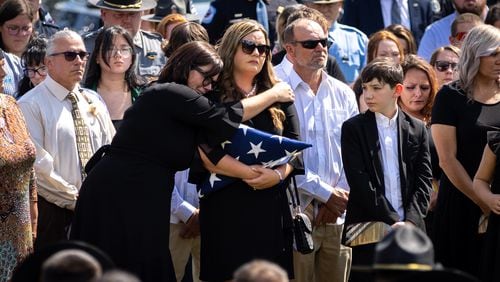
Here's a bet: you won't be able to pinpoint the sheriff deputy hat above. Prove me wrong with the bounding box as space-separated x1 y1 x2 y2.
88 0 157 12
141 3 200 23
352 225 479 282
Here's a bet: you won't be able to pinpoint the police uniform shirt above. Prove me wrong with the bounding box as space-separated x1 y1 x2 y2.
84 28 166 80
328 22 368 84
202 0 259 44
35 7 60 38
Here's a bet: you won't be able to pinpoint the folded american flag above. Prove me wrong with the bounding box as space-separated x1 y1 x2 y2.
198 124 312 198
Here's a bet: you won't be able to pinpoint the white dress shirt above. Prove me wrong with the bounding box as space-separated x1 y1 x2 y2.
275 60 359 224
171 169 199 224
18 75 115 210
375 111 403 220
380 0 410 29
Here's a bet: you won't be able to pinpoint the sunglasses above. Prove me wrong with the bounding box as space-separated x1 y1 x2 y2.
49 51 89 62
192 66 217 88
292 38 330 49
435 61 458 72
23 65 48 78
240 40 270 56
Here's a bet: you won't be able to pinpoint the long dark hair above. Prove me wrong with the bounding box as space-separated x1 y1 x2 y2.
157 41 222 84
83 25 144 90
17 36 48 97
0 0 34 51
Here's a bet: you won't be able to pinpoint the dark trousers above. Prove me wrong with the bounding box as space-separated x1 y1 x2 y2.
35 196 74 251
349 243 377 282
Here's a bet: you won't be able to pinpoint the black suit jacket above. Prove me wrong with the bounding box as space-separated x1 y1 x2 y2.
340 110 432 230
342 0 437 44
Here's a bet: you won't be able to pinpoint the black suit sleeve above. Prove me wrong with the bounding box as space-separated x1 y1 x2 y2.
404 124 432 228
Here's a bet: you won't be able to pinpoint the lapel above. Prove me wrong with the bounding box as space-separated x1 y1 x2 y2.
363 111 385 192
397 110 409 202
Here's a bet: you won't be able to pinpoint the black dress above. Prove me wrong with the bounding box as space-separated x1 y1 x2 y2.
430 83 500 276
198 100 301 281
480 132 500 282
70 83 243 282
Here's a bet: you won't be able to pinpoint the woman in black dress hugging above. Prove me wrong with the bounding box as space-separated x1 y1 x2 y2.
70 40 295 282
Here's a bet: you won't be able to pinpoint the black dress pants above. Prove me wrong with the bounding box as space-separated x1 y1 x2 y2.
35 196 74 251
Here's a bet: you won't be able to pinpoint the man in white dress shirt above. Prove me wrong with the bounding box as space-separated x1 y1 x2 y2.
170 170 201 282
275 17 358 282
19 30 115 250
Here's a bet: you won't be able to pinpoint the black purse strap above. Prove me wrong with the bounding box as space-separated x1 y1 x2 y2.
287 176 302 211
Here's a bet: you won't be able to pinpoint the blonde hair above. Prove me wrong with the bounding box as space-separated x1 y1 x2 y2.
217 20 285 130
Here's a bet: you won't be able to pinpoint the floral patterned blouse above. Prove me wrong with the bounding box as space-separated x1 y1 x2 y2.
0 94 36 282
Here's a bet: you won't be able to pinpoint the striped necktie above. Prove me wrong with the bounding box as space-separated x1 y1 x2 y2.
391 0 402 25
67 91 92 179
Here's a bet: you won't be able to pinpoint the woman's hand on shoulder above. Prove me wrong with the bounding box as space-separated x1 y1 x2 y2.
269 82 294 103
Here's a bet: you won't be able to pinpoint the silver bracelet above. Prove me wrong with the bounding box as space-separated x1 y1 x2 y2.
273 169 283 182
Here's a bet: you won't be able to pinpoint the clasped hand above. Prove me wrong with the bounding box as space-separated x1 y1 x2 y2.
243 165 281 190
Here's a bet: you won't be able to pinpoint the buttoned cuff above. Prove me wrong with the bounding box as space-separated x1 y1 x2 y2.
174 201 197 223
315 181 335 204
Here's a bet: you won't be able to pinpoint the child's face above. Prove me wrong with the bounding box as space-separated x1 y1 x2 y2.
362 78 401 117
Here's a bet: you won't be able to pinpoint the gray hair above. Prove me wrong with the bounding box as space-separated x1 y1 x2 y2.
457 24 500 98
46 29 84 55
233 260 288 282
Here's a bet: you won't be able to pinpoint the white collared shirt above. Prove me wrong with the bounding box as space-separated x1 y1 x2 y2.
275 60 359 224
171 169 199 224
375 110 403 220
380 0 410 29
18 75 115 210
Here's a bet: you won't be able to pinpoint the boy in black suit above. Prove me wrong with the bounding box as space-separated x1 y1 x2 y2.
340 58 432 270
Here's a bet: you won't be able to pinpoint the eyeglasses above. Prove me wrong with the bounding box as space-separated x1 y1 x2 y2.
192 66 216 88
453 32 468 41
49 51 90 62
435 61 458 72
292 38 330 49
240 40 270 56
5 25 32 36
23 65 48 78
106 47 133 58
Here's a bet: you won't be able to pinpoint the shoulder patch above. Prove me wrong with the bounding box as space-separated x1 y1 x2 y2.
202 5 216 25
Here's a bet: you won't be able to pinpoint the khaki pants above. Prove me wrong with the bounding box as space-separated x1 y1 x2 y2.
169 223 201 282
293 224 352 282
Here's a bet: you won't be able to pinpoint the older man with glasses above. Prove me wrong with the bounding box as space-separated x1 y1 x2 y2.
18 30 115 250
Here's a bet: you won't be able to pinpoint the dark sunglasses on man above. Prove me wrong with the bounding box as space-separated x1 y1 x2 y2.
49 51 90 62
435 61 458 72
240 39 270 56
292 38 331 49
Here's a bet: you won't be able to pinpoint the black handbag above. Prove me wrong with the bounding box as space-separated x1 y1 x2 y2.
287 177 314 254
